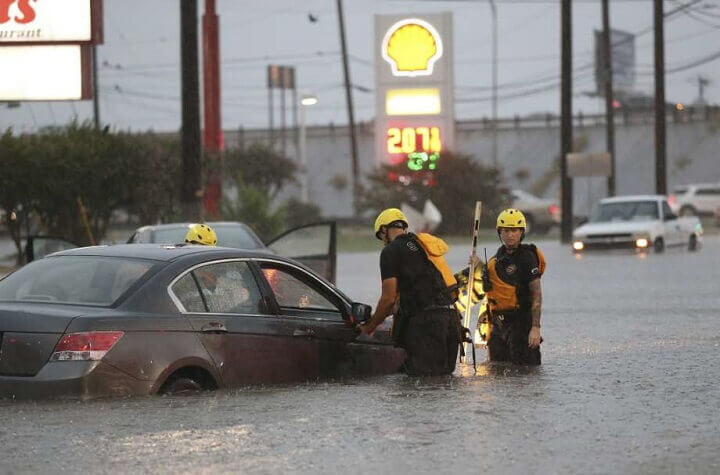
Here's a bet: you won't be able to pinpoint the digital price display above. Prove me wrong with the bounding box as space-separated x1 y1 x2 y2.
386 126 442 171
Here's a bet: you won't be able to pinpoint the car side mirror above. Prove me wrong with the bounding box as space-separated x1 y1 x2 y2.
351 302 372 324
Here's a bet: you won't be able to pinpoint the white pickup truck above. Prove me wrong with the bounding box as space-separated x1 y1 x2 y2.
572 195 703 253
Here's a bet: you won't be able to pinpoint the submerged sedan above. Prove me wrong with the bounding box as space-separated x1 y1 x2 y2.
0 244 404 400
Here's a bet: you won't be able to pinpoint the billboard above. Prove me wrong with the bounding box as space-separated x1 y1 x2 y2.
375 13 454 184
0 45 92 100
594 29 635 95
0 0 103 44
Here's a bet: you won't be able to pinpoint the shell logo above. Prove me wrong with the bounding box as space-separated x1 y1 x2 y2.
382 18 443 77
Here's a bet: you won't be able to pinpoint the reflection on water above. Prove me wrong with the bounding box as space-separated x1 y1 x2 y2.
1 237 720 473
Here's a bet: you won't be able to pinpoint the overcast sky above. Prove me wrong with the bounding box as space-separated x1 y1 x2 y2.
2 0 719 133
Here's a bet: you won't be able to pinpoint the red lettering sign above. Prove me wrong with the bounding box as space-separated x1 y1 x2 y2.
0 0 37 25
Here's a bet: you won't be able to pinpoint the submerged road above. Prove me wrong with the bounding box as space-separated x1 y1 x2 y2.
1 236 719 474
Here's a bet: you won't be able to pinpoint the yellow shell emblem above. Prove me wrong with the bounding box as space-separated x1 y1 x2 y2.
382 18 443 77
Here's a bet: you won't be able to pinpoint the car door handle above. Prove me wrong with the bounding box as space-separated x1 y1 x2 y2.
201 322 228 333
293 328 315 338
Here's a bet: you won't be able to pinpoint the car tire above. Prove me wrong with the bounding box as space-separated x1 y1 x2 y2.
653 237 665 254
680 205 697 217
160 370 215 395
688 234 698 252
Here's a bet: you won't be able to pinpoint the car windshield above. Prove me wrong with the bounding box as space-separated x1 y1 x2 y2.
0 256 156 306
591 201 659 223
153 225 264 249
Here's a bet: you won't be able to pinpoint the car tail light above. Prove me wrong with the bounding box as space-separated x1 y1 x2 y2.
668 194 676 206
50 331 124 361
549 204 560 217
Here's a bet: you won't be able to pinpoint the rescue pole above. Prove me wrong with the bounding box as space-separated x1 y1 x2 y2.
461 201 482 365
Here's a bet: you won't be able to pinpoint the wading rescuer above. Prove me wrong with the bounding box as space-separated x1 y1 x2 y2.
472 208 545 365
358 208 462 376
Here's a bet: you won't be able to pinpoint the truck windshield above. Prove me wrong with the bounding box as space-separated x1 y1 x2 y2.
592 201 659 222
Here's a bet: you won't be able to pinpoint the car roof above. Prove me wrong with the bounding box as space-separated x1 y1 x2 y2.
47 243 280 262
135 221 252 232
599 195 665 203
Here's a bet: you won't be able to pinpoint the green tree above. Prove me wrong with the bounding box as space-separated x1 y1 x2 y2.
361 151 509 234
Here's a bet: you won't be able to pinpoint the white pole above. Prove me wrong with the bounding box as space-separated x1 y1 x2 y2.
299 102 308 203
463 201 482 362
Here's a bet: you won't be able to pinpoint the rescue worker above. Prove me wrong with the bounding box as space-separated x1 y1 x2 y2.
358 208 462 376
472 208 545 365
184 223 218 246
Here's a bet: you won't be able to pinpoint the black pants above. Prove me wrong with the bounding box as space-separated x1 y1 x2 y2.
403 308 462 376
488 311 541 365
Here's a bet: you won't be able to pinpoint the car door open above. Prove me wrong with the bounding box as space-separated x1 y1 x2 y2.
266 221 337 283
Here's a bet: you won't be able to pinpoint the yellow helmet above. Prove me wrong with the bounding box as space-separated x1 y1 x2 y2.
374 208 409 240
185 223 218 246
496 208 526 229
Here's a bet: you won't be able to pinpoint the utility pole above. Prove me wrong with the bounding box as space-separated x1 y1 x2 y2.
602 0 616 196
202 0 222 219
180 0 202 221
654 0 667 195
560 0 573 243
92 45 100 129
336 0 361 216
489 0 498 169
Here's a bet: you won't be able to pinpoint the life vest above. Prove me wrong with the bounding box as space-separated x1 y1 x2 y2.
486 244 546 313
415 233 457 291
453 266 484 315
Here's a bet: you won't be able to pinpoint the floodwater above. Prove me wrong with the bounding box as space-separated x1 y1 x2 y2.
1 236 719 474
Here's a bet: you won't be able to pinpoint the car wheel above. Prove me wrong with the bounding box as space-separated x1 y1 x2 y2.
679 205 697 217
688 234 698 252
160 369 216 395
653 237 665 254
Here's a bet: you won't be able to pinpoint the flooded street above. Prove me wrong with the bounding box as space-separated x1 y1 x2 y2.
2 236 720 474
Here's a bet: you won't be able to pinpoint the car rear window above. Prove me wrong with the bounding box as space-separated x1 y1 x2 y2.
0 256 156 306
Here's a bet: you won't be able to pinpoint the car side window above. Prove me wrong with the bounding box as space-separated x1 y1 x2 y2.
192 261 264 314
662 201 676 220
171 273 206 313
260 265 343 320
696 188 720 196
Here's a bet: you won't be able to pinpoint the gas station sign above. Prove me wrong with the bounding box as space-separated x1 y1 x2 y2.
375 13 454 183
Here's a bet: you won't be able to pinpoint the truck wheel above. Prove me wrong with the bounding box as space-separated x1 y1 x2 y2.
688 234 698 252
680 205 697 217
653 237 665 253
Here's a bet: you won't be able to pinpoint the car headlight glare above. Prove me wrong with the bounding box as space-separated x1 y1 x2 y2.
635 238 649 248
572 241 584 251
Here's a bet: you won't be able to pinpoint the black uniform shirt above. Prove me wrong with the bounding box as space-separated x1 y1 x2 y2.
494 244 541 310
380 233 449 314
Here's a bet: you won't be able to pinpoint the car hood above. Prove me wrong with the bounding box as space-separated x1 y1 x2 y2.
574 221 654 237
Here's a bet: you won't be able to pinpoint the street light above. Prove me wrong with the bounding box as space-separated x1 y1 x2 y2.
299 94 318 202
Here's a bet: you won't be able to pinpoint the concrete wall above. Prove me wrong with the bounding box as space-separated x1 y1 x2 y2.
226 111 720 218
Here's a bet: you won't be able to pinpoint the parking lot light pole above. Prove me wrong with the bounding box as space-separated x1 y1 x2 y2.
299 95 318 203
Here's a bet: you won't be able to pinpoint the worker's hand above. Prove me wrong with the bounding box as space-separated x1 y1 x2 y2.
528 326 542 349
357 322 375 335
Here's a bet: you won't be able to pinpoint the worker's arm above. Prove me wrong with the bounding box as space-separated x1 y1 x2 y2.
528 278 542 348
359 277 398 334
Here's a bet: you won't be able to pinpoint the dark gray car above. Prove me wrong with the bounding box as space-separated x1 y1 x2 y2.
0 244 404 400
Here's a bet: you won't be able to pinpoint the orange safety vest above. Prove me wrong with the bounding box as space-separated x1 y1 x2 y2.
487 244 546 313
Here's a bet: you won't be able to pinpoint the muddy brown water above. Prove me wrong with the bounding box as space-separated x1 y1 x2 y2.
1 236 719 474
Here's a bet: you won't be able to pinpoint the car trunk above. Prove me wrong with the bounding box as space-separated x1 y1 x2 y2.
0 304 81 376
